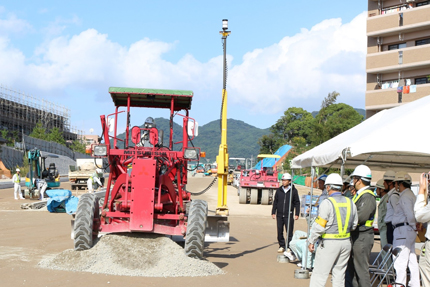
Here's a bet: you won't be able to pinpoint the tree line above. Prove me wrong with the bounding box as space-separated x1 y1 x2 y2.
258 92 363 171
1 122 87 153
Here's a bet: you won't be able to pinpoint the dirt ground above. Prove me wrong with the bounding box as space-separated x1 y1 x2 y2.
0 177 381 287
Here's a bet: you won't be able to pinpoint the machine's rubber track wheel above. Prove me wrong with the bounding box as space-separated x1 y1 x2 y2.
250 189 258 204
74 193 100 251
184 200 208 259
261 189 270 205
239 188 247 204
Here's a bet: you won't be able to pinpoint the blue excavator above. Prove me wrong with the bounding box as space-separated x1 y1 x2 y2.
24 148 60 199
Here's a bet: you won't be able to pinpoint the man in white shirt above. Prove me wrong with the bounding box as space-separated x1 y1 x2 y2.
12 168 24 200
392 171 420 287
414 172 430 287
384 170 398 245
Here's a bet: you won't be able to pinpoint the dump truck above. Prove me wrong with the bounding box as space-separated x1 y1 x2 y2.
68 158 103 190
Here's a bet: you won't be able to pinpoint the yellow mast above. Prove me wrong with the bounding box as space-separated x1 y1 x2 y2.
216 19 231 216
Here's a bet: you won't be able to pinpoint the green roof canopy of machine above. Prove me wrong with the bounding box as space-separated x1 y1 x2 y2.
108 87 193 110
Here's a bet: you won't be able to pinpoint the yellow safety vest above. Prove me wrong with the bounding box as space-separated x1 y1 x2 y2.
321 197 352 239
353 190 375 227
14 174 21 183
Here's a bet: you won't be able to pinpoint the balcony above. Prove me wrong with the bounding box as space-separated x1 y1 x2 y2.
366 83 430 109
367 5 430 37
366 45 430 73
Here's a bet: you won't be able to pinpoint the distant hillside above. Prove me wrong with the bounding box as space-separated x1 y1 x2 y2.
312 108 366 119
114 118 270 161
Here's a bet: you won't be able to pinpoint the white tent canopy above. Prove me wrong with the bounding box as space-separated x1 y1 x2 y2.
291 95 430 172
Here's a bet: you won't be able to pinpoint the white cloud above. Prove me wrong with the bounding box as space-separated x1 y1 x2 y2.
0 10 32 36
229 12 367 113
0 11 367 132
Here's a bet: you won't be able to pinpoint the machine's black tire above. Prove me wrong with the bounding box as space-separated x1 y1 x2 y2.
74 193 100 251
250 189 258 204
184 200 208 259
261 189 270 205
239 188 247 204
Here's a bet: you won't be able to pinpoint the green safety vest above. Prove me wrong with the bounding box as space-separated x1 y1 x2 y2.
321 196 353 239
353 190 375 227
14 174 21 183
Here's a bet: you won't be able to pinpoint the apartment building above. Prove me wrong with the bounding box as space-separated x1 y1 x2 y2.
366 0 430 117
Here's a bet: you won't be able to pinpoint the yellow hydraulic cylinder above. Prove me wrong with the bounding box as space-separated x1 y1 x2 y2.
216 89 229 216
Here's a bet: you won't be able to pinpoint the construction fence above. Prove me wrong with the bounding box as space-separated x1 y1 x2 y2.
0 135 92 176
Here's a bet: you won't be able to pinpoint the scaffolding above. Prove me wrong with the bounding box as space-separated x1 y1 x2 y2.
0 84 83 141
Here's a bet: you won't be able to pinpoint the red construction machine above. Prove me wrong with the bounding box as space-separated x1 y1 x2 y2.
238 154 281 205
72 87 229 258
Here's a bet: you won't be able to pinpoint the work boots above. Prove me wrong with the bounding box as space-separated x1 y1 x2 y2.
283 249 296 261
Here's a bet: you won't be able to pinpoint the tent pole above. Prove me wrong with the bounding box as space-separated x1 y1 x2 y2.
302 166 314 270
286 169 294 251
340 149 347 177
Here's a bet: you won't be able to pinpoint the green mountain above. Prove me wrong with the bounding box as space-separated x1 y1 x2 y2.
114 118 270 161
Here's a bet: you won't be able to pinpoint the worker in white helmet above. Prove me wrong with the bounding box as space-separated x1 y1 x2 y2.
309 173 358 287
414 171 430 286
272 172 300 256
383 170 398 245
87 168 103 193
391 171 420 287
12 168 24 200
345 165 376 287
375 178 391 264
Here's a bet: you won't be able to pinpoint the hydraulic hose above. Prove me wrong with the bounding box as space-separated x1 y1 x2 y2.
185 177 217 196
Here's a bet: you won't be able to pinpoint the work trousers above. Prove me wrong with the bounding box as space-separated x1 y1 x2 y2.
14 183 23 199
419 240 430 287
393 225 420 287
87 180 99 193
37 181 48 200
345 230 374 287
310 239 351 287
379 226 392 267
276 214 294 249
386 222 394 244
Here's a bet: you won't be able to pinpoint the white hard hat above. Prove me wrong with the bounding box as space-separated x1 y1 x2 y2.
325 173 343 186
393 171 412 184
351 165 372 181
281 173 292 180
383 170 396 181
16 168 20 172
96 168 103 174
376 179 385 189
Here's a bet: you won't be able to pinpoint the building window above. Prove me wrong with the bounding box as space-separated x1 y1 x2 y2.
415 77 429 85
416 1 430 7
388 43 406 50
416 38 430 46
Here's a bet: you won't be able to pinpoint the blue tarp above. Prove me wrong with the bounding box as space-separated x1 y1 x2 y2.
253 144 292 169
46 189 79 214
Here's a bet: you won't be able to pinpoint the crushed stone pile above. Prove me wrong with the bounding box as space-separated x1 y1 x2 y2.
38 234 223 277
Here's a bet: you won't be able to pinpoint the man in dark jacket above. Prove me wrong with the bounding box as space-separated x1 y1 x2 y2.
345 165 376 287
272 172 301 255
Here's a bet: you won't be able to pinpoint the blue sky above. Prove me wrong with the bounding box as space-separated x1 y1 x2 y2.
0 1 367 135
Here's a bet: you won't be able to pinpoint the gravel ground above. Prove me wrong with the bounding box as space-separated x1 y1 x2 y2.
38 233 223 277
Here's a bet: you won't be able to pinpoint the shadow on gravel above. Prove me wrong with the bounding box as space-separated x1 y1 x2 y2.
204 242 277 259
213 262 229 269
